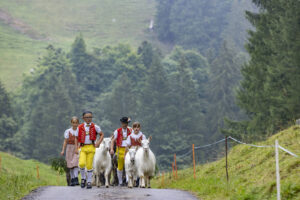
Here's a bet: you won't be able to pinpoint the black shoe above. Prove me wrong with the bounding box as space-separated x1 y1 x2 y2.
81 179 86 188
87 182 92 189
74 177 79 185
70 178 75 186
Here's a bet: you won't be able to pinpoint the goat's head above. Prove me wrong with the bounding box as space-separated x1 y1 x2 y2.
102 137 111 152
141 137 151 153
128 148 137 164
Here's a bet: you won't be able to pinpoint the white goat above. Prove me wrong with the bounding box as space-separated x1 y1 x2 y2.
125 148 138 188
135 138 156 188
93 137 112 188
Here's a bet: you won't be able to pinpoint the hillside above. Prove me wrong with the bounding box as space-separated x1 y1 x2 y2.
152 126 300 200
0 152 65 200
0 0 158 90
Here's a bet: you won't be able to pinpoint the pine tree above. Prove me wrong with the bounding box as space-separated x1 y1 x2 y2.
69 34 87 77
0 80 17 151
226 0 300 138
207 42 243 139
15 46 79 162
167 46 209 98
101 72 137 129
138 53 175 169
137 41 155 69
171 57 206 140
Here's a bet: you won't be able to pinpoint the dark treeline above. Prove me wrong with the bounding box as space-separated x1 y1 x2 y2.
0 0 298 170
223 0 300 140
0 37 242 169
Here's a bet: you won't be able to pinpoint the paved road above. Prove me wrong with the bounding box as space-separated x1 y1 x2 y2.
22 186 198 200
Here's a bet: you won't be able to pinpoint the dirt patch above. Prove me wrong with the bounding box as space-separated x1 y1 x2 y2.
0 8 49 40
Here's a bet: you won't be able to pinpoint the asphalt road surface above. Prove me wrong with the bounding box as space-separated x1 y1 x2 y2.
22 186 198 200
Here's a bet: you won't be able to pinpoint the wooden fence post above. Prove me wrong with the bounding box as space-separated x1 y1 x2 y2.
275 140 281 200
161 172 164 187
225 136 229 183
36 165 40 179
172 162 175 179
174 154 177 179
193 144 196 179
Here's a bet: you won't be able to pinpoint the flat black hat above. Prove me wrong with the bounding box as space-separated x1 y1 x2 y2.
120 117 130 123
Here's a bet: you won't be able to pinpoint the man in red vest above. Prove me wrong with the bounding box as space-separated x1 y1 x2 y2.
110 117 131 186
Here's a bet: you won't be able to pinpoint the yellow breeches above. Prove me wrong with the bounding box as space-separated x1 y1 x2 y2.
79 144 95 170
116 147 126 171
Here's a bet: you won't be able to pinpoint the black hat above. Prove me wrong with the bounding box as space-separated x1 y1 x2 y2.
120 117 130 123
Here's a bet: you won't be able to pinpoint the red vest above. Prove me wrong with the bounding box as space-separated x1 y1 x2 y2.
67 132 76 144
130 135 143 147
116 127 131 147
78 123 97 144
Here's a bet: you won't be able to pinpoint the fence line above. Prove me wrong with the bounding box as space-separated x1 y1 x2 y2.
228 136 274 148
195 138 226 149
176 138 226 158
174 136 298 158
167 135 299 200
278 145 299 158
176 149 193 158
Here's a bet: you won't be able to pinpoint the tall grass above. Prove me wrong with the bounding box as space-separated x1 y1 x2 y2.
0 152 66 200
152 126 300 200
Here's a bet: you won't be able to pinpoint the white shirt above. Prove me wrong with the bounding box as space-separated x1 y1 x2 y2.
126 131 146 147
114 128 129 147
64 128 78 139
81 122 101 144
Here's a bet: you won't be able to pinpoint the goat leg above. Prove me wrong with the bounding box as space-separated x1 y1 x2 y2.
145 175 148 188
140 175 145 188
105 172 109 188
108 170 111 186
147 176 151 188
127 177 130 188
96 174 99 187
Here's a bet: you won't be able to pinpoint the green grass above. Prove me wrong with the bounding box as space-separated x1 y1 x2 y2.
0 152 66 200
0 0 162 90
152 126 300 200
0 21 47 89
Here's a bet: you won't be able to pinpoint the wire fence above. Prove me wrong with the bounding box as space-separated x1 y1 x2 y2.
165 135 299 200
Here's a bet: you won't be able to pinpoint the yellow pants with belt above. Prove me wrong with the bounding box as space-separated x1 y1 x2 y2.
79 144 95 170
116 147 126 171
